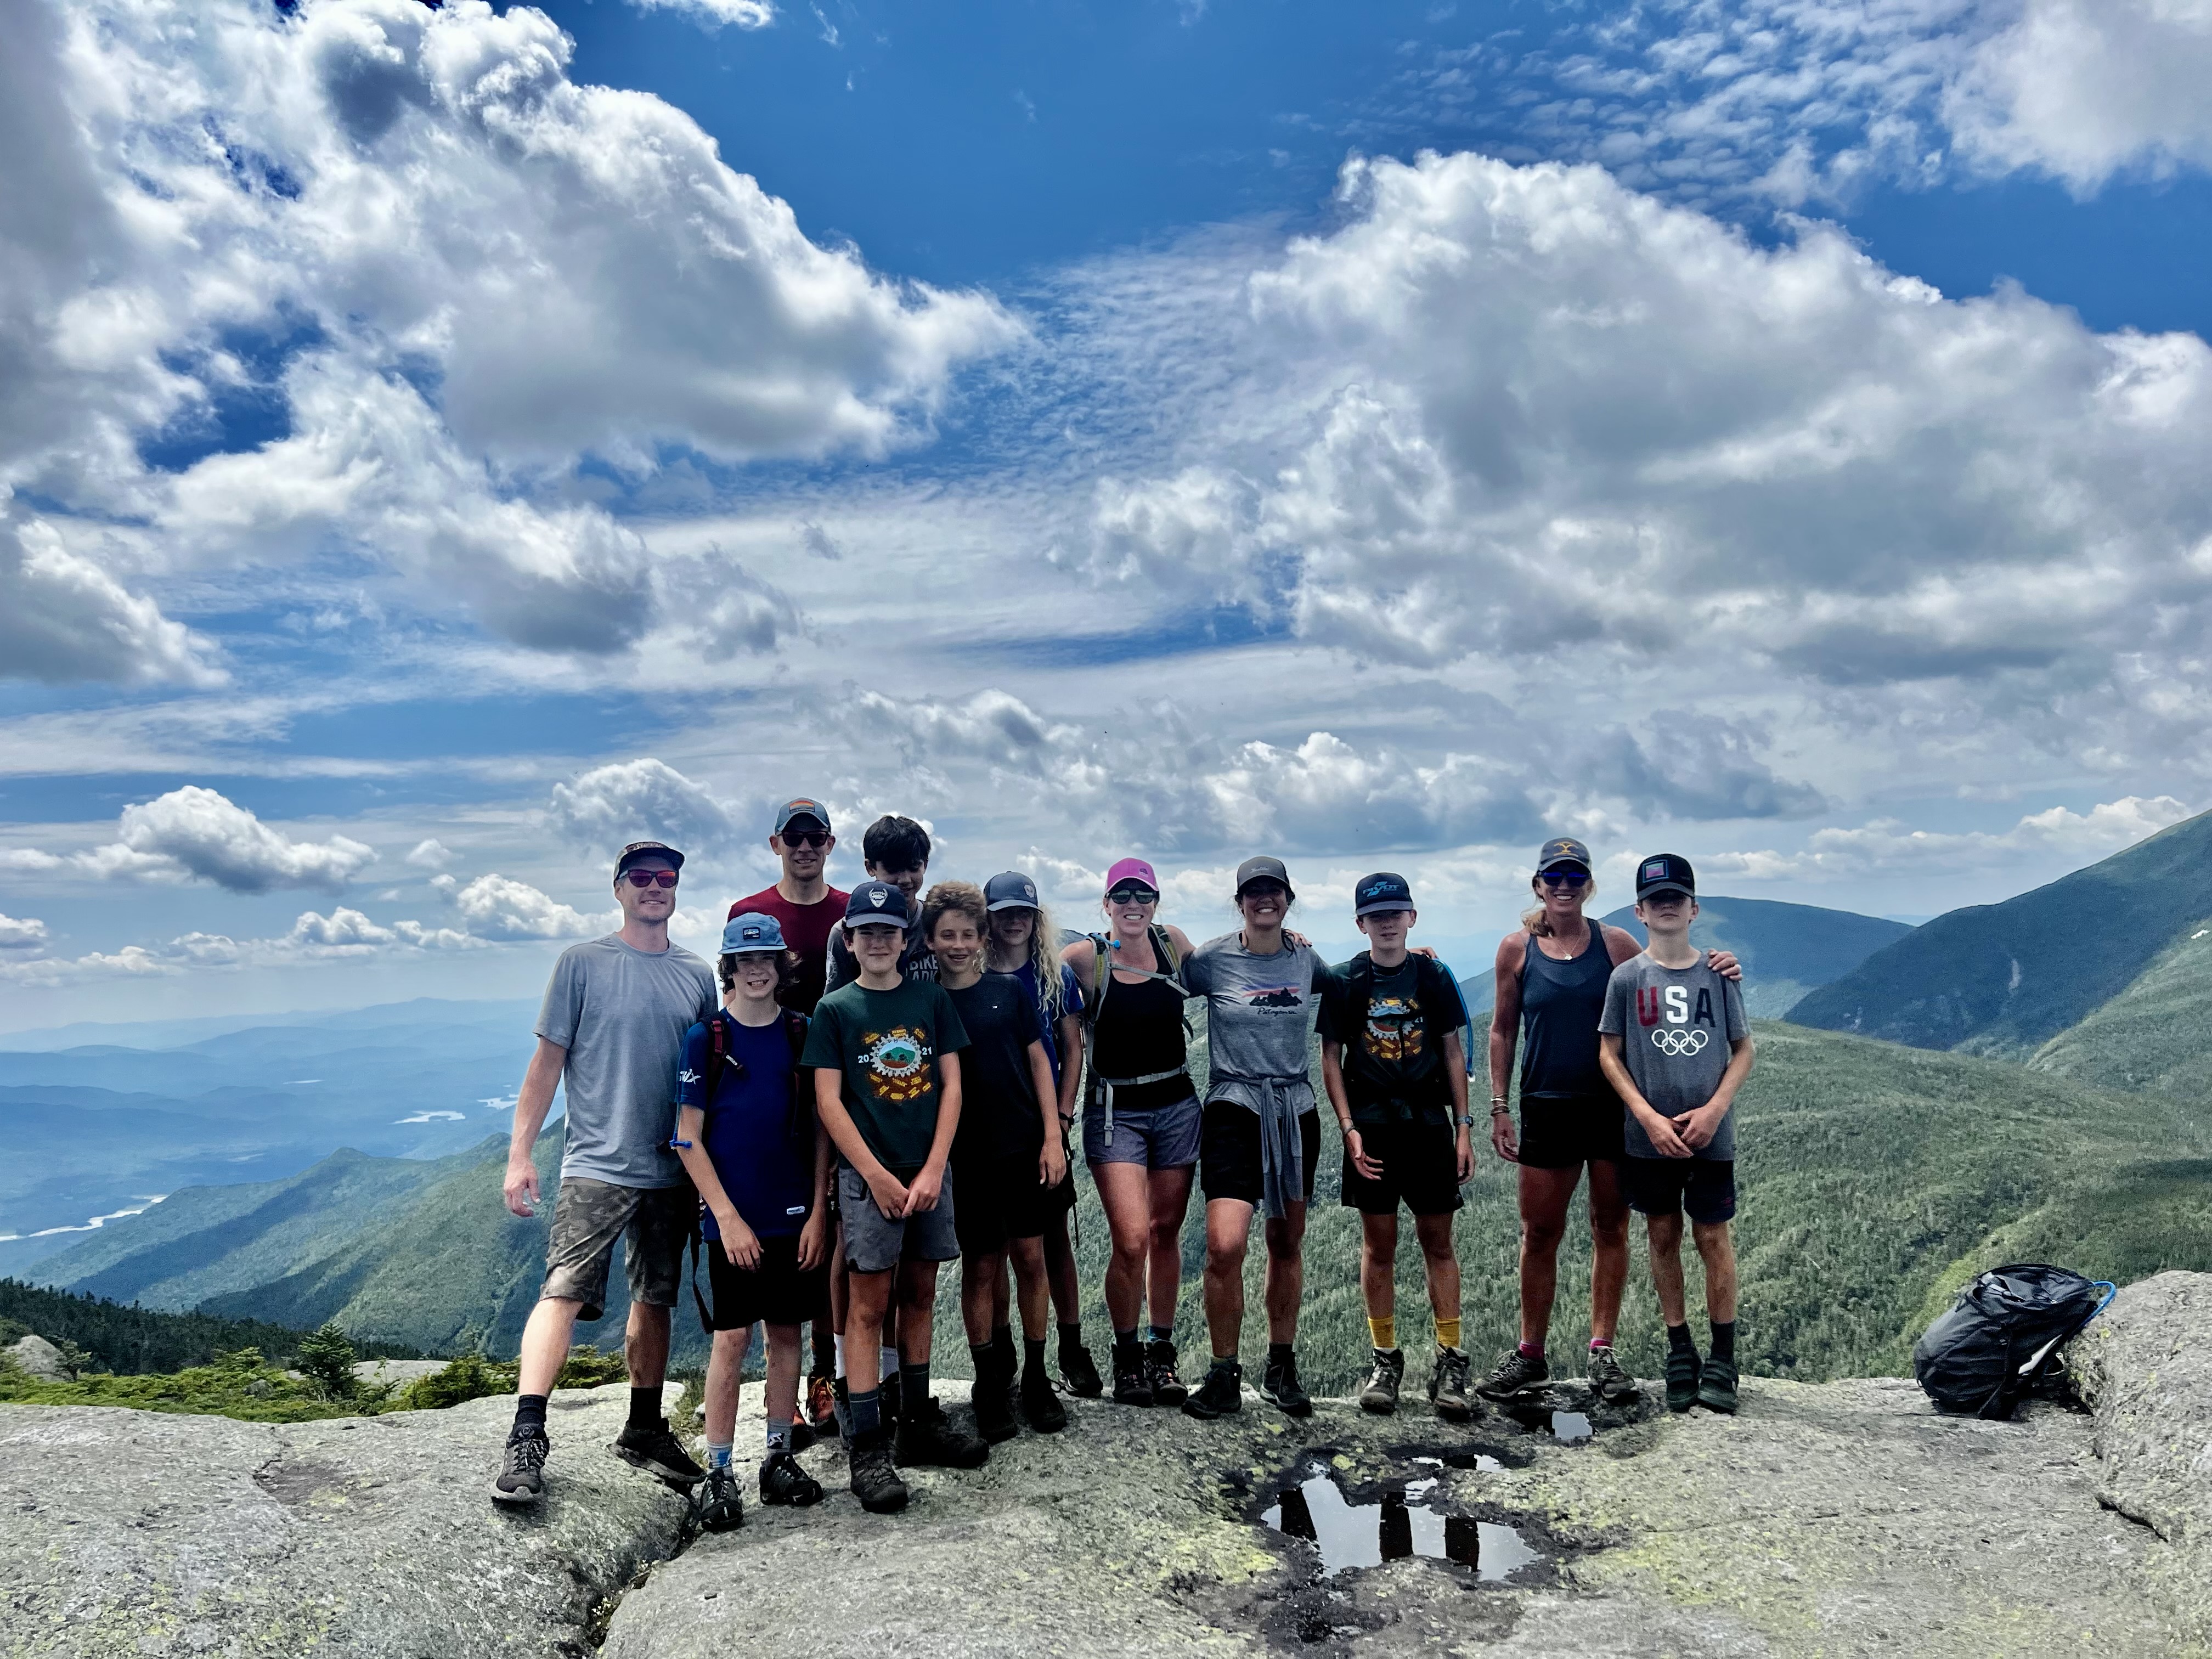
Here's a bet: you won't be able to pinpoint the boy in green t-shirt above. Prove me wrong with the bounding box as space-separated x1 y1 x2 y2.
802 880 987 1513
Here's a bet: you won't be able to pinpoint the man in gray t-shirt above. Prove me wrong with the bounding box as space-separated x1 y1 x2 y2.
492 840 716 1510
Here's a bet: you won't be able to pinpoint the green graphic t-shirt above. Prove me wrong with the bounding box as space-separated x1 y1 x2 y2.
801 975 970 1178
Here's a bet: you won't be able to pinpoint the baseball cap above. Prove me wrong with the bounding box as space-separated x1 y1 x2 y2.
1104 857 1159 895
844 882 911 928
1536 836 1593 873
720 911 788 955
984 871 1041 912
614 840 684 878
1635 853 1696 900
772 798 832 836
1235 855 1294 900
1353 872 1414 917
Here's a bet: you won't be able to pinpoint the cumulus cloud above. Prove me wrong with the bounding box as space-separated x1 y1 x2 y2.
0 914 49 951
545 759 743 861
433 872 611 940
0 507 223 687
0 786 375 893
405 838 455 870
628 0 777 28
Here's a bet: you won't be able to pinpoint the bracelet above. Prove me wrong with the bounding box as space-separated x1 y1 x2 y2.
1489 1104 1511 1116
1489 1094 1509 1105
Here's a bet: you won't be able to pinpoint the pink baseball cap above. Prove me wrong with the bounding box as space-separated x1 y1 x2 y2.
1104 857 1159 895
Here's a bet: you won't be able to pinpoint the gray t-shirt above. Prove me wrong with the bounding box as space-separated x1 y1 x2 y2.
1598 952 1750 1160
1183 933 1324 1116
535 934 718 1188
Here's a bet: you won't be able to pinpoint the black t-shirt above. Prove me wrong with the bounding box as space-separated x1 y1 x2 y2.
944 973 1046 1160
1319 953 1460 1126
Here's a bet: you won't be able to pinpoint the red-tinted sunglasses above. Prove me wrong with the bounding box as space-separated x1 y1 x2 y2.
623 869 679 889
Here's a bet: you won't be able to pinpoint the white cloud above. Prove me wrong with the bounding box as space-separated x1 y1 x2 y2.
0 506 223 687
1696 794 2196 883
0 914 49 951
405 838 455 870
630 0 776 27
433 872 612 940
545 759 743 861
0 786 376 893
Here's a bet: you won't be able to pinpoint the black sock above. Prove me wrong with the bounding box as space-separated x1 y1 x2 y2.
970 1341 996 1374
1209 1354 1239 1376
627 1386 661 1432
1024 1336 1048 1373
1113 1327 1139 1353
513 1392 548 1434
1666 1323 1695 1355
901 1361 932 1418
1267 1342 1293 1366
991 1323 1012 1354
1710 1320 1736 1363
1149 1324 1174 1346
1059 1320 1084 1350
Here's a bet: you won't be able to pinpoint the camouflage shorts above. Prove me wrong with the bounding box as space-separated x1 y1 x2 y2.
540 1178 692 1322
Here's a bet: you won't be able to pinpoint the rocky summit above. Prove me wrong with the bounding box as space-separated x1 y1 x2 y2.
5 1276 2210 1658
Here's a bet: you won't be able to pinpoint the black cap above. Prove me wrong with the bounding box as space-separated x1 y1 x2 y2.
844 881 911 927
1537 836 1592 873
615 840 684 877
1353 872 1414 917
1635 853 1696 899
1234 855 1294 900
984 871 1041 912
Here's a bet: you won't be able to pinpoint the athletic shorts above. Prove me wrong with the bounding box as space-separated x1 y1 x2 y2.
1085 1091 1202 1170
1621 1156 1737 1224
540 1178 691 1322
1516 1092 1626 1170
1338 1120 1465 1217
704 1232 828 1330
1200 1101 1322 1207
951 1150 1059 1254
837 1163 961 1275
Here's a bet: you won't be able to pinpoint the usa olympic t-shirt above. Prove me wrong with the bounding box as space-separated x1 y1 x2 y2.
1598 954 1749 1160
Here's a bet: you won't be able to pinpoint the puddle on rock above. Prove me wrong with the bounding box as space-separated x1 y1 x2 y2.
1260 1462 1542 1583
1504 1405 1594 1443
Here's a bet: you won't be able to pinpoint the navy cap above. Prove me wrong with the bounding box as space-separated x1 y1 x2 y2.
1353 871 1414 917
844 882 911 927
1635 853 1696 899
720 911 788 955
1235 855 1294 900
772 798 832 835
615 840 684 877
984 871 1041 912
1536 836 1592 873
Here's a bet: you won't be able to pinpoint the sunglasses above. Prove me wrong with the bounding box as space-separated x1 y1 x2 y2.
623 869 679 889
1537 870 1590 889
780 832 830 850
1105 885 1158 905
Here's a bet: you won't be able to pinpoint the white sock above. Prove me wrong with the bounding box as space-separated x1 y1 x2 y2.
833 1336 846 1381
881 1344 900 1379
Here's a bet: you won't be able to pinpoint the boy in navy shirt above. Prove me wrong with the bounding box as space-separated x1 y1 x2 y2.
672 912 833 1530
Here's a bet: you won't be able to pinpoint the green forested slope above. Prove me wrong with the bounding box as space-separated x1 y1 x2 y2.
2028 917 2212 1102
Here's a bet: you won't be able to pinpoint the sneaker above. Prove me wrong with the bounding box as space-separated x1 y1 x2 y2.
490 1424 548 1506
1664 1345 1702 1413
1587 1344 1643 1405
847 1427 909 1515
759 1449 824 1507
613 1417 703 1489
1020 1353 1068 1432
1475 1346 1549 1402
694 1464 744 1532
1260 1350 1313 1418
1146 1339 1188 1407
1696 1357 1739 1415
898 1395 991 1469
1428 1346 1473 1423
1060 1338 1105 1400
1359 1348 1405 1415
808 1375 840 1439
1111 1342 1155 1407
1182 1360 1243 1420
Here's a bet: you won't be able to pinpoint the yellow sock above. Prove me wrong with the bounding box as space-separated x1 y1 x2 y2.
1435 1316 1462 1352
1367 1314 1396 1351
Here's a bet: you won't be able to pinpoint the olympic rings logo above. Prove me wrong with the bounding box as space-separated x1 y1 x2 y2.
1650 1027 1709 1057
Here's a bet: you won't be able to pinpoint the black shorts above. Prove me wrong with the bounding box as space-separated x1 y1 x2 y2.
951 1150 1060 1255
1622 1156 1737 1224
1200 1101 1322 1207
1517 1092 1625 1170
704 1232 828 1330
1339 1120 1465 1217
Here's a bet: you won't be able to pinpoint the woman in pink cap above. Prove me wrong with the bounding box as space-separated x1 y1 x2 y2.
1060 858 1201 1408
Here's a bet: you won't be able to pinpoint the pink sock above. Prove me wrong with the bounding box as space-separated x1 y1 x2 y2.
1589 1338 1612 1351
1517 1340 1542 1359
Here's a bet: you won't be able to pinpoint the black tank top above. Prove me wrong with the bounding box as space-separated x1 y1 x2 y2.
1517 923 1615 1101
1090 968 1191 1113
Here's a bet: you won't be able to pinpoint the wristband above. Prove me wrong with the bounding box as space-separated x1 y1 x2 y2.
1489 1105 1511 1117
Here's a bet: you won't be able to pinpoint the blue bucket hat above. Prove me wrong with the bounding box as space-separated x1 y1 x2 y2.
719 911 788 955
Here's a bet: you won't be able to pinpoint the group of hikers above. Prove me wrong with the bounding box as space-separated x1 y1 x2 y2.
490 802 1753 1528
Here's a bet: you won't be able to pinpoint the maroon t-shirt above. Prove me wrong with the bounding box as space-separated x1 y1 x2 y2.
729 884 849 1016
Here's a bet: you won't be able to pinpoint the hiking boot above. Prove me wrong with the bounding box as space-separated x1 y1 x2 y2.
613 1417 702 1489
1587 1344 1642 1405
759 1449 823 1507
1060 1338 1104 1400
1429 1346 1473 1423
693 1464 744 1532
1476 1346 1549 1402
1664 1345 1702 1413
847 1427 909 1514
972 1367 1019 1444
1261 1350 1313 1418
898 1395 991 1470
490 1424 548 1506
1696 1357 1740 1415
1359 1348 1405 1415
1182 1361 1243 1420
786 1414 818 1455
1146 1339 1188 1407
808 1374 840 1439
1111 1342 1155 1407
1020 1352 1068 1432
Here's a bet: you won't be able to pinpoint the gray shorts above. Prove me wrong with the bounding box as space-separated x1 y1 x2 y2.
837 1163 961 1275
540 1177 691 1322
1084 1091 1201 1170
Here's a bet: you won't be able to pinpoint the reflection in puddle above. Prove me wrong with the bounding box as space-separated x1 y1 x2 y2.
1504 1406 1594 1443
1415 1452 1503 1474
1261 1462 1542 1582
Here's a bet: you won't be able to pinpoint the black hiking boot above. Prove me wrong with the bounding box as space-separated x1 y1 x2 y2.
1146 1339 1188 1407
490 1424 548 1506
1261 1350 1313 1418
847 1427 909 1514
1359 1347 1405 1415
786 1414 818 1454
1111 1340 1154 1407
1665 1345 1703 1413
1587 1344 1642 1406
1020 1351 1068 1432
1060 1336 1105 1400
972 1345 1019 1444
1475 1346 1549 1402
1429 1346 1473 1423
613 1417 702 1489
1182 1359 1243 1420
898 1395 991 1469
693 1464 744 1532
1696 1357 1740 1415
759 1449 823 1507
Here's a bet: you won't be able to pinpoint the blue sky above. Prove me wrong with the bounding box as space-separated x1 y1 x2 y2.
3 0 2211 1029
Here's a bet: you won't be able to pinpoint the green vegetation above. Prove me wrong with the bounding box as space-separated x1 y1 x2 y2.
0 1278 420 1373
2029 915 2212 1101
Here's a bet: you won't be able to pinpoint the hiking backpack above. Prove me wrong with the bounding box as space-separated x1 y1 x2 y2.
1911 1262 2114 1420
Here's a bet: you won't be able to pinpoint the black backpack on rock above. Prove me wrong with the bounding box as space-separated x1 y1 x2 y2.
1912 1262 2114 1420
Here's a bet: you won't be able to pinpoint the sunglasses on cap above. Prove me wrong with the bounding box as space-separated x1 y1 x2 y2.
623 868 680 889
1105 884 1158 905
1537 869 1590 889
779 831 830 850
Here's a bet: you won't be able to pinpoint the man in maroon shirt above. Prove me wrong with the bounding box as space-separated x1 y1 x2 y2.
729 799 849 1018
